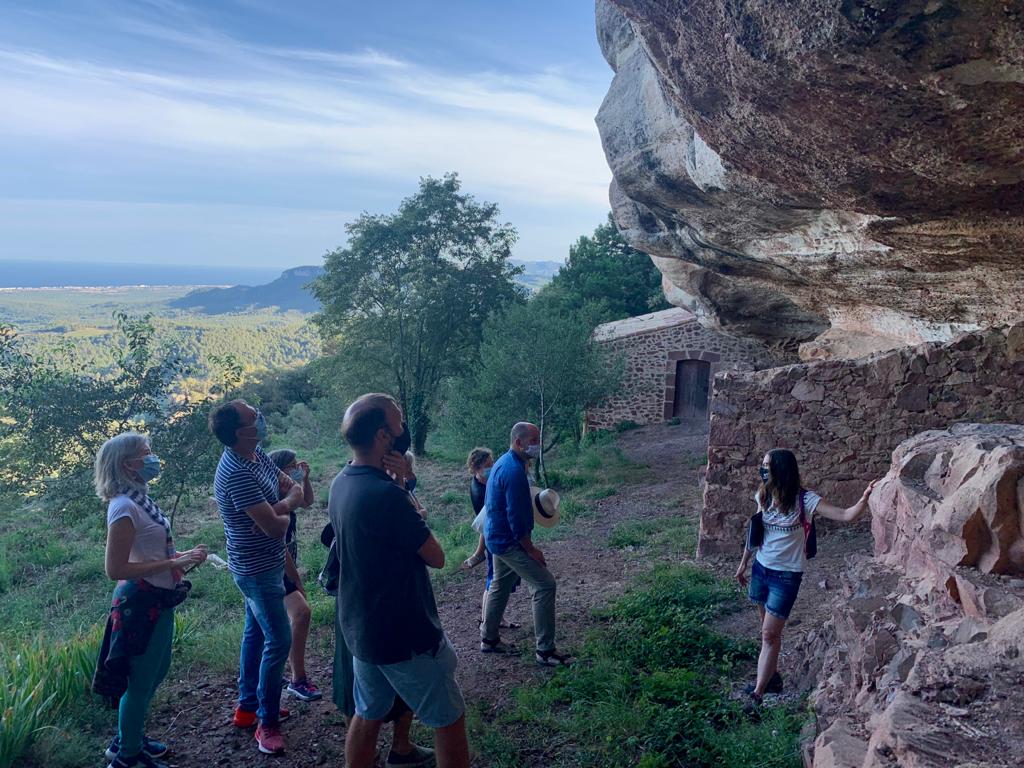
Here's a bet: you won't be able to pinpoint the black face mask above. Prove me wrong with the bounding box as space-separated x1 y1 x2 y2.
759 466 770 483
392 422 412 455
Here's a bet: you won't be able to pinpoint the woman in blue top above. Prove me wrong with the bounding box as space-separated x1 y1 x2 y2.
735 448 876 706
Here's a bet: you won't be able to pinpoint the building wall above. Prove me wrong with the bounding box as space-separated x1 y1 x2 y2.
588 320 781 430
699 324 1024 555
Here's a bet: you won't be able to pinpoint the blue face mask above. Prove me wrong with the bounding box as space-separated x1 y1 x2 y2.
480 467 492 481
254 411 268 441
759 466 770 483
137 454 162 482
287 467 304 483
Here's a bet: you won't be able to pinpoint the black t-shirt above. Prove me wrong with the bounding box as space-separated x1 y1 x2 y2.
470 476 486 514
328 463 442 665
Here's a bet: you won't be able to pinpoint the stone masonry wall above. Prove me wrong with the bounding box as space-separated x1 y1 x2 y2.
588 320 781 430
699 324 1024 555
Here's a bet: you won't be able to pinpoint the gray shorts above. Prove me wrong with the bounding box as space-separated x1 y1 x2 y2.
352 635 465 728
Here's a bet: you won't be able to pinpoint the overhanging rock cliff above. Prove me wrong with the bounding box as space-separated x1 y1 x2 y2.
596 0 1024 360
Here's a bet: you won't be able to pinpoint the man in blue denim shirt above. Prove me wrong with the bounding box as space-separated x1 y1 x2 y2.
480 422 571 666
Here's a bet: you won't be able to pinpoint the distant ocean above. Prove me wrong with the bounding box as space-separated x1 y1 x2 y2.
0 260 284 288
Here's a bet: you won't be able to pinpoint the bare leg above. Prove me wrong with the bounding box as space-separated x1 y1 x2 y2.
391 710 415 754
284 590 312 681
434 714 470 768
754 612 786 696
345 715 384 768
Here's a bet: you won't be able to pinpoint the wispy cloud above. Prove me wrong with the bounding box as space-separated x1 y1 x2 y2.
0 8 610 208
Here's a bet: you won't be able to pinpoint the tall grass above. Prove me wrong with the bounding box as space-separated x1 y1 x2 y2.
0 628 100 768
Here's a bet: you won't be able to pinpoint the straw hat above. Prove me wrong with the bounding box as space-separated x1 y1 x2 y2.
530 486 561 528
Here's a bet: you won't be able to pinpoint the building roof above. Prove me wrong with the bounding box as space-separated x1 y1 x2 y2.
593 307 696 342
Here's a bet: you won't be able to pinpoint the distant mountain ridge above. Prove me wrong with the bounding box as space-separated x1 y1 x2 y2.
170 260 561 315
169 266 324 314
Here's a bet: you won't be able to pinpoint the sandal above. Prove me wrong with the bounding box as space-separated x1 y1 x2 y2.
461 553 486 570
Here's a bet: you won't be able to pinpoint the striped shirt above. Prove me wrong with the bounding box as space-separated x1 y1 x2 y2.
214 446 284 576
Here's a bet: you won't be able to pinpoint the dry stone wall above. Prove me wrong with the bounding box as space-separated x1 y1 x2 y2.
588 320 781 430
700 324 1024 555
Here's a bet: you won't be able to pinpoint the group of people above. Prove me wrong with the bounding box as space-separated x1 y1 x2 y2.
93 390 876 767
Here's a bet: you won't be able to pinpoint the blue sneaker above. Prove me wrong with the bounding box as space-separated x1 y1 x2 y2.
104 735 169 762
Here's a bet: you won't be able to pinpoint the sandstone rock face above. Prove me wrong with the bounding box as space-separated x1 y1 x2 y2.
804 427 1024 768
596 0 1024 358
700 324 1024 555
872 423 1024 587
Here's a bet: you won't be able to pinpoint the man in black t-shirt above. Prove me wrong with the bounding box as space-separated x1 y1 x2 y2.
329 393 468 768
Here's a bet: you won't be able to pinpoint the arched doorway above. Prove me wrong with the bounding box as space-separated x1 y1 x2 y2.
672 359 711 420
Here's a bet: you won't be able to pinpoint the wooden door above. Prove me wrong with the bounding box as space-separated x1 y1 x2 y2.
673 360 711 420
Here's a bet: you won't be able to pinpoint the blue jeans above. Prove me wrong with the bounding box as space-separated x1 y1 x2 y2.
233 566 291 724
748 559 803 620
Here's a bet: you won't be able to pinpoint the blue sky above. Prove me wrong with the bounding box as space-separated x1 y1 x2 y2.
0 0 613 269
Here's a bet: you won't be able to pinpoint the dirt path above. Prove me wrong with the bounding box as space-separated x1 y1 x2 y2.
144 422 867 766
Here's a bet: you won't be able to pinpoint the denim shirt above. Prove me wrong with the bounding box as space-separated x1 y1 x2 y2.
483 450 532 555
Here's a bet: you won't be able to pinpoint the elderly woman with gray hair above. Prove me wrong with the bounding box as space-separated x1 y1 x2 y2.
95 432 207 768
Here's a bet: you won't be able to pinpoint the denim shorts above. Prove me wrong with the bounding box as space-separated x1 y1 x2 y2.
748 559 803 620
352 635 465 728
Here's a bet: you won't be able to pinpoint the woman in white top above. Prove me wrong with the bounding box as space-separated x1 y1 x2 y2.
98 432 207 768
735 448 875 706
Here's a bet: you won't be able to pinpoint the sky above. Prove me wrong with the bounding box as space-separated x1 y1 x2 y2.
0 0 614 269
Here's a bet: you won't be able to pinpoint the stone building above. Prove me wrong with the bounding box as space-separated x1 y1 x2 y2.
587 307 779 430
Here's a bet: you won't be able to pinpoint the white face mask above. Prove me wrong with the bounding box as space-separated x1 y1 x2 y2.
523 444 541 459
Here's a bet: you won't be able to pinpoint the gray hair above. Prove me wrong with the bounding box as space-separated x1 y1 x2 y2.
94 432 150 501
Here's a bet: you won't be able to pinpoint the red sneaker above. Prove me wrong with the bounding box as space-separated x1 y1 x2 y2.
233 707 290 728
255 723 286 754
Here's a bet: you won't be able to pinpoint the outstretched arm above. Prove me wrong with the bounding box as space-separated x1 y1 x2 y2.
815 480 878 523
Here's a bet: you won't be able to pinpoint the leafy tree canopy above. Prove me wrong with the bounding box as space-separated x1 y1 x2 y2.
446 296 622 483
0 313 239 522
539 213 670 323
311 173 524 454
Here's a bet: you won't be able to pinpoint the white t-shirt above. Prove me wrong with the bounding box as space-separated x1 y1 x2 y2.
753 489 822 573
106 495 175 589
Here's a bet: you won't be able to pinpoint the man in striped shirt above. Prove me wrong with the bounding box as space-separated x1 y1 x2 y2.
210 399 304 756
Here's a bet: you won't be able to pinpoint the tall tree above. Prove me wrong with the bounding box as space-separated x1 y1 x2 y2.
311 173 524 454
447 297 622 485
540 213 670 322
